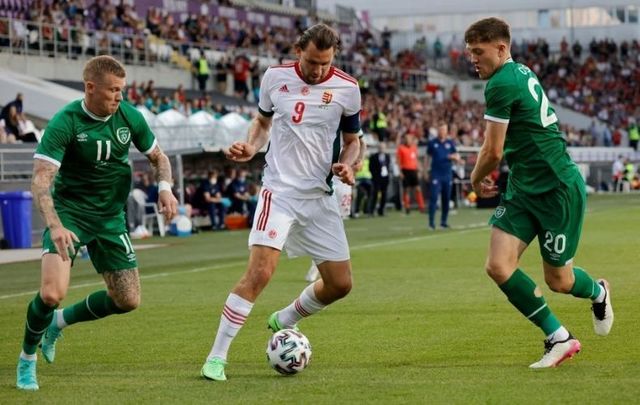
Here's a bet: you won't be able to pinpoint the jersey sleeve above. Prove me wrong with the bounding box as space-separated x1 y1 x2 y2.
484 82 517 124
258 68 275 116
34 112 74 167
426 141 434 157
127 104 157 155
343 83 362 117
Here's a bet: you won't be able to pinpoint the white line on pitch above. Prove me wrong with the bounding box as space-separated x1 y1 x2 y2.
0 223 487 300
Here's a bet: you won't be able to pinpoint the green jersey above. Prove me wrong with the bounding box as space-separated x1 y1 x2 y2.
484 59 579 196
35 99 156 216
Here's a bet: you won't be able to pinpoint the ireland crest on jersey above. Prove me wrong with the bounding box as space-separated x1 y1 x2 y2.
116 127 131 144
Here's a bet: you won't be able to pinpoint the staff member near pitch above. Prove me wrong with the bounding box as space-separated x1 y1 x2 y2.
396 133 425 214
425 121 461 229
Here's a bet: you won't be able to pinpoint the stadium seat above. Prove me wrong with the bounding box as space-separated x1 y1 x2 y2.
144 202 166 237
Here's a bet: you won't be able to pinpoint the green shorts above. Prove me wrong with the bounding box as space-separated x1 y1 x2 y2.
489 176 586 267
42 209 137 273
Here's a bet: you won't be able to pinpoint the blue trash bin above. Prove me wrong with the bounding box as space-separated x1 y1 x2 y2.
0 191 33 249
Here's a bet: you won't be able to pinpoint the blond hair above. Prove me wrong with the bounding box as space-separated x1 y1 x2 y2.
83 55 126 82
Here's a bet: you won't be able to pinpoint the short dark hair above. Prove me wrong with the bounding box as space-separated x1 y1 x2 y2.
294 23 341 53
83 55 126 82
464 17 511 45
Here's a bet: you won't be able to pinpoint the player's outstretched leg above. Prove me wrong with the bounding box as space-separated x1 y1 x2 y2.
591 279 614 336
529 333 581 369
269 283 327 332
16 355 39 391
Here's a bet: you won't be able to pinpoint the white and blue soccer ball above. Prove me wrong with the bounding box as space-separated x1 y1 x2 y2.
266 329 312 375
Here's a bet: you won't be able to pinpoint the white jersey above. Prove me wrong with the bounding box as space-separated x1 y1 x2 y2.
258 62 361 198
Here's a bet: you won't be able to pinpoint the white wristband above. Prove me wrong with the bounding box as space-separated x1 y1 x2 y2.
158 180 172 193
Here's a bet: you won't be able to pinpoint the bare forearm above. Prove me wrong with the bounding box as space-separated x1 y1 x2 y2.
471 147 500 184
31 161 62 229
339 138 359 167
148 146 173 184
247 117 270 151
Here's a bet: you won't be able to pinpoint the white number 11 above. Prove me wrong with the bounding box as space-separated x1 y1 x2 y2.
96 140 111 161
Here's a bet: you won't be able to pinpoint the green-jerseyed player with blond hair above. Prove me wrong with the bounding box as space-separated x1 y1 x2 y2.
16 55 178 391
465 17 614 369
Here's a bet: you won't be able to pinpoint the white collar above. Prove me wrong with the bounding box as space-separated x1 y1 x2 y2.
81 99 112 122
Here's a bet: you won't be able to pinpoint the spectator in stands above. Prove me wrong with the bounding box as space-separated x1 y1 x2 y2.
250 59 261 103
204 170 226 229
227 167 254 218
193 51 210 93
628 120 639 151
214 56 229 94
0 102 19 137
233 54 251 100
2 93 25 121
0 121 16 143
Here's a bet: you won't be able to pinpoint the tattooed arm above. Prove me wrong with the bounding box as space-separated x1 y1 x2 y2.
31 159 79 261
146 145 178 221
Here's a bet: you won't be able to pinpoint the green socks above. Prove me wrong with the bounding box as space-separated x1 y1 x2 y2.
62 290 127 325
499 269 561 336
23 292 57 355
569 267 602 300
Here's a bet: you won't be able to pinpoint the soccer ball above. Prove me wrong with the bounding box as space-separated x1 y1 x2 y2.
266 329 312 375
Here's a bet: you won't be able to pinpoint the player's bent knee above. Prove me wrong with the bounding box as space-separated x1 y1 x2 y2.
113 294 140 312
329 278 352 299
546 280 572 294
40 290 65 307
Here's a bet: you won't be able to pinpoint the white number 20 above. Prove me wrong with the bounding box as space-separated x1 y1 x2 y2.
527 78 558 128
543 231 566 254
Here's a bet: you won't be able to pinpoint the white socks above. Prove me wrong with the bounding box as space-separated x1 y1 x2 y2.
277 284 326 328
54 309 68 330
207 293 253 362
20 351 37 361
547 326 570 343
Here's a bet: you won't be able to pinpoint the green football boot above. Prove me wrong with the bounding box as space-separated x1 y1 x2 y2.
40 319 63 363
201 358 227 381
16 357 39 391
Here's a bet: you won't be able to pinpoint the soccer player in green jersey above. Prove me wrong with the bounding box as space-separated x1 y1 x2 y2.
16 55 178 391
465 18 614 369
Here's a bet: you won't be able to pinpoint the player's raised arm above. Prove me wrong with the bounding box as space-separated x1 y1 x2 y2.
31 159 79 261
146 144 178 221
226 112 273 162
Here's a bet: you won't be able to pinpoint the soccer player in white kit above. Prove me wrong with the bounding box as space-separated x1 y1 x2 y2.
201 23 362 381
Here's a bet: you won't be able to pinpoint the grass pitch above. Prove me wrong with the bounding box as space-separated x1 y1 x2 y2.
1 194 639 404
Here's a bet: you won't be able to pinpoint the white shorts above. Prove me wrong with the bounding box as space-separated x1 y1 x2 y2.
249 188 350 262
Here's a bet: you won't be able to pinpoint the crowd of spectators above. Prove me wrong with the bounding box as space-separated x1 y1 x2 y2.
2 1 638 150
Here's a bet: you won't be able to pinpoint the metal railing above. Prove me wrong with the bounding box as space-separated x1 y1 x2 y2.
0 147 34 182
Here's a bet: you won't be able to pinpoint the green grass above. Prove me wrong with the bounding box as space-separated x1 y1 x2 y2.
1 194 639 404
